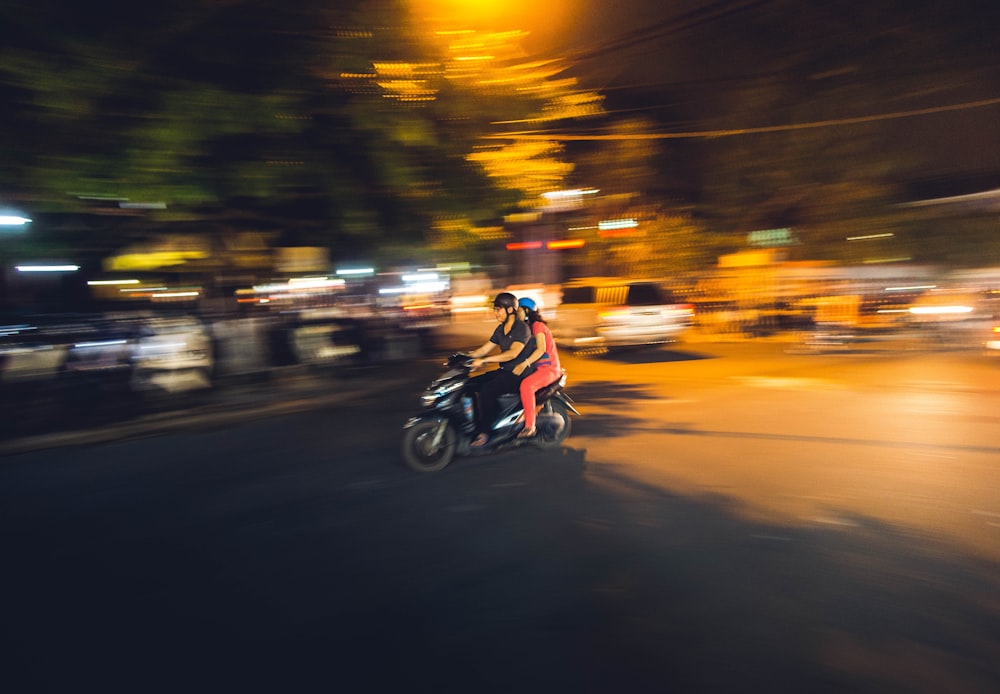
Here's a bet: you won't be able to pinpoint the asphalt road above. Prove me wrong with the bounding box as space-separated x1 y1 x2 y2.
3 330 1000 693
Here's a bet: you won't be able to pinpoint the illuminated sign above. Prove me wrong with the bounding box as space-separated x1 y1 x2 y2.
747 228 794 247
507 240 584 250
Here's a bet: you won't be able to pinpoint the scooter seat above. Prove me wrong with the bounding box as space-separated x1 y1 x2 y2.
535 376 563 401
497 393 520 407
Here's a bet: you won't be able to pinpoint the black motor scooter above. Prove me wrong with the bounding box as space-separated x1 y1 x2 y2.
401 354 579 472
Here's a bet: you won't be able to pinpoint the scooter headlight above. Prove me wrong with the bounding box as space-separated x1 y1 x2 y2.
421 380 462 407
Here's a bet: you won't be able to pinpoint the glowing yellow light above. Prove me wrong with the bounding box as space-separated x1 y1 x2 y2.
546 239 585 250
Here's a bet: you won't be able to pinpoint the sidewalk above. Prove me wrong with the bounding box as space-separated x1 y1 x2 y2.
0 362 424 456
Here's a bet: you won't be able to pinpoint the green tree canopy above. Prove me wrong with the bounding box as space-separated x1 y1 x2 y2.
0 0 609 266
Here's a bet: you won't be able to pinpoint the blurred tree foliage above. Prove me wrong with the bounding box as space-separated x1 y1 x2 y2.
1 0 996 270
0 0 598 264
566 118 734 276
684 0 1000 265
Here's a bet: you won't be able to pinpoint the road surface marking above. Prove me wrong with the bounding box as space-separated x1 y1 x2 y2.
736 376 835 390
811 515 859 527
971 509 1000 519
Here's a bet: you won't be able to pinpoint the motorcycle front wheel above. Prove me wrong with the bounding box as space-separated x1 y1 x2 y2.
401 420 457 472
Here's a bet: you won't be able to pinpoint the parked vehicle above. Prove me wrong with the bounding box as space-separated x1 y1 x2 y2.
550 277 694 353
985 316 1000 354
0 317 78 384
401 354 579 472
1 312 214 395
907 289 985 349
130 315 214 393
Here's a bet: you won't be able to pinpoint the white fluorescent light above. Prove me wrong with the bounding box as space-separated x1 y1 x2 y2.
846 233 894 241
402 273 439 283
885 285 935 292
16 265 80 272
598 219 638 231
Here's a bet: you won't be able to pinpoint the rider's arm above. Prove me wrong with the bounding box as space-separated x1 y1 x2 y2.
480 339 528 365
526 332 548 366
512 332 546 375
472 339 527 369
466 339 497 359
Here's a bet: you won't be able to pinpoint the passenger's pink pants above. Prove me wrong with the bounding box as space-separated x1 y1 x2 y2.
519 365 561 431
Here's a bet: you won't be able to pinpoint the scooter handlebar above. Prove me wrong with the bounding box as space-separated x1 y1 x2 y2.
446 353 475 369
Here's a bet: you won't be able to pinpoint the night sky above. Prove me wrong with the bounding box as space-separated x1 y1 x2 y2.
515 0 1000 184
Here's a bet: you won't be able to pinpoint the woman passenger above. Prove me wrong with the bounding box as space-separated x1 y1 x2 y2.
512 297 562 438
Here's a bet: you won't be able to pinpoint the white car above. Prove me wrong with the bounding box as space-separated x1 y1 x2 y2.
130 315 214 393
986 318 1000 353
550 277 694 352
0 324 70 383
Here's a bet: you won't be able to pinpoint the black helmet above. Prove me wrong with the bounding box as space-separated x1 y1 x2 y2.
493 292 517 310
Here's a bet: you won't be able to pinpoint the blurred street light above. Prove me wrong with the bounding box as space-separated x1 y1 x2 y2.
15 265 80 273
0 214 31 229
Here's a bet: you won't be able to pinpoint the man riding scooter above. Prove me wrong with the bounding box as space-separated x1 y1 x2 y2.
464 292 534 447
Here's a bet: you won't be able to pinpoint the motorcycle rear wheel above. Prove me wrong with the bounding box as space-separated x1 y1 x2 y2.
534 399 571 450
401 420 457 472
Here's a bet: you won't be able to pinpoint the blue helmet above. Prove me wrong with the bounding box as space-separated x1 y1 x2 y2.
518 297 537 311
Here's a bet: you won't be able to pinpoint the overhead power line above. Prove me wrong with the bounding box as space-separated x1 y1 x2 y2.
484 95 1000 141
565 0 775 64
